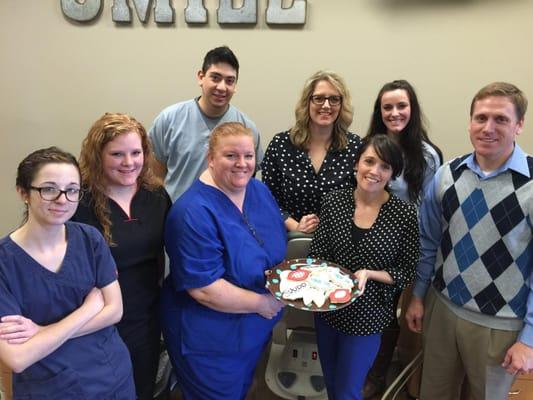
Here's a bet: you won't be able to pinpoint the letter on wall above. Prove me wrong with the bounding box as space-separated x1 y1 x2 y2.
185 0 208 24
61 0 102 22
217 0 257 24
112 0 174 23
266 0 306 24
61 0 306 25
154 0 174 23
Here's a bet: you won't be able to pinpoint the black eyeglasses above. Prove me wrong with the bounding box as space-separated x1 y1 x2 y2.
242 213 264 247
310 95 342 106
30 186 83 202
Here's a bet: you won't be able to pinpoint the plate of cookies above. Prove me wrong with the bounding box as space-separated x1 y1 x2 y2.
265 258 361 312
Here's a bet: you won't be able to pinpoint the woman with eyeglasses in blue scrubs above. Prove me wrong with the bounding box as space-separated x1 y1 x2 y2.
160 122 286 399
0 147 135 399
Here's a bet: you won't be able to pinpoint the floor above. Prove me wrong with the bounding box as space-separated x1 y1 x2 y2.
157 343 414 400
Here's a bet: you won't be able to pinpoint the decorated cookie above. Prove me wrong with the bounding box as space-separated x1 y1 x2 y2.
282 282 309 300
287 269 310 282
302 286 328 308
266 258 360 311
329 288 351 303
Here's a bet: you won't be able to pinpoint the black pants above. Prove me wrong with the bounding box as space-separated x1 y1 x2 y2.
118 316 161 400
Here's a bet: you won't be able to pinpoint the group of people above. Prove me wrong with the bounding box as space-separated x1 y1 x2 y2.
0 113 170 399
0 44 531 400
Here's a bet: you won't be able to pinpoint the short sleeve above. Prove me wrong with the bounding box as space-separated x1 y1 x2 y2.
253 129 264 168
148 110 169 164
238 112 263 168
165 204 225 291
80 224 118 288
0 267 21 318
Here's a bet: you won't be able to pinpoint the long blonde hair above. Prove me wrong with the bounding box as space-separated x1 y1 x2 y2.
290 71 354 151
79 112 161 244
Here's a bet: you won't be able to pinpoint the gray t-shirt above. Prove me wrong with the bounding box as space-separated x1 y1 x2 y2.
149 98 263 201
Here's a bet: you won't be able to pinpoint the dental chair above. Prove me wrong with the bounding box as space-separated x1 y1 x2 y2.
380 288 423 400
380 350 422 400
264 232 327 400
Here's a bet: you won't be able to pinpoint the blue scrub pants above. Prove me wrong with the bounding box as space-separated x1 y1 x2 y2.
315 315 381 400
170 343 266 400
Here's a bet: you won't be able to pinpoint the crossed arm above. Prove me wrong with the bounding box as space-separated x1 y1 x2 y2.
0 281 122 373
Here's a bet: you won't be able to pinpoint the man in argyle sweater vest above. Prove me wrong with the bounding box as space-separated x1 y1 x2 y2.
406 82 533 400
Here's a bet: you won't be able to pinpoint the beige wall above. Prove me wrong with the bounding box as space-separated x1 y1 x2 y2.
1 0 533 234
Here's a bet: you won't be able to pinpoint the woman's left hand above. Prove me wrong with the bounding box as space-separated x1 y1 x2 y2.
296 214 320 234
258 294 284 319
0 315 41 344
353 269 369 296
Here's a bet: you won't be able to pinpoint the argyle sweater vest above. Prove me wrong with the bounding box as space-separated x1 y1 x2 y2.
432 156 533 319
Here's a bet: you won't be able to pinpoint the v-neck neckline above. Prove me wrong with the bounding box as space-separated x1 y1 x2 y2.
108 191 139 221
303 146 334 177
8 224 71 276
198 179 250 215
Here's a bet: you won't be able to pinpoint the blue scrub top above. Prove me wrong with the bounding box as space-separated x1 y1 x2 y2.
0 222 134 399
161 178 287 355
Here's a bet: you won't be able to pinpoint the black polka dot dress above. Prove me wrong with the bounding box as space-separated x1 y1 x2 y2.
309 188 420 336
261 131 362 221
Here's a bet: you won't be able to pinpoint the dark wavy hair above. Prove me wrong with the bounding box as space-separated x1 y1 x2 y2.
366 80 442 202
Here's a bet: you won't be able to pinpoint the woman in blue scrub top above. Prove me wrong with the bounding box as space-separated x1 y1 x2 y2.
160 122 286 400
0 147 135 399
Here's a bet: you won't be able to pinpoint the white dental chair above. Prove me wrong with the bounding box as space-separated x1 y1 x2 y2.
264 233 327 400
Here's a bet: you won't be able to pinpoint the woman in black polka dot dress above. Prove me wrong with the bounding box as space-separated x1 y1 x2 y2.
309 135 420 400
261 71 362 233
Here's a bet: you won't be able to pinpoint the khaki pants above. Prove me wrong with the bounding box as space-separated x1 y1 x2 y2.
420 288 517 400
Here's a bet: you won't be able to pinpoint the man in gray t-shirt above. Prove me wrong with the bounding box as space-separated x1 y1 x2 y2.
149 46 263 202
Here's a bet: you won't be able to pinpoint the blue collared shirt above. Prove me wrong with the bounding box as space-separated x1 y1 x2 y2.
413 143 533 344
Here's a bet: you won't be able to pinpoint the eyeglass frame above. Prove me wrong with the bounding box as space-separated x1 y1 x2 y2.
309 95 343 106
30 186 84 202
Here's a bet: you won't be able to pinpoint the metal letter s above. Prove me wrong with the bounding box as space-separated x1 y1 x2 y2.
61 0 102 22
